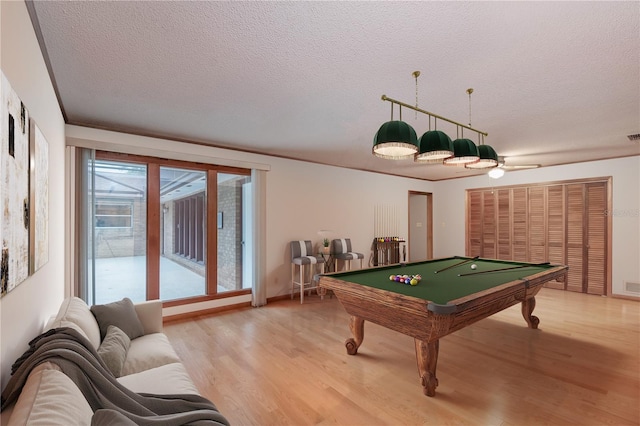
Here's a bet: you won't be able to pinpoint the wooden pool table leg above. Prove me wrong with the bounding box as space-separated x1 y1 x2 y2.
415 339 439 397
521 297 540 329
345 316 364 355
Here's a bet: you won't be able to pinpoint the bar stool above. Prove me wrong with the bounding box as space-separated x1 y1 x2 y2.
290 240 325 303
331 238 364 272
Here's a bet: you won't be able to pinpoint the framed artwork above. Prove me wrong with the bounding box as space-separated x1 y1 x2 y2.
1 71 30 297
29 119 49 274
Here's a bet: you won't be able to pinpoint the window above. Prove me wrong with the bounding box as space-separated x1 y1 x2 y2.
95 201 133 228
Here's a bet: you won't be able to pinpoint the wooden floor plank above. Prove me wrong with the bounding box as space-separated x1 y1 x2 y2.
164 288 640 425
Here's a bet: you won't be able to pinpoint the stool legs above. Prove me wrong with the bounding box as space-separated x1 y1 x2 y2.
291 263 325 304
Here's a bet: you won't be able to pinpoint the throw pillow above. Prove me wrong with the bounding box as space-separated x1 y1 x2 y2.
97 325 131 377
90 297 145 341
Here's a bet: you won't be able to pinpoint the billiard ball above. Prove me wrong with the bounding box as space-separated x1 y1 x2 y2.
389 275 395 281
410 278 418 286
471 264 477 270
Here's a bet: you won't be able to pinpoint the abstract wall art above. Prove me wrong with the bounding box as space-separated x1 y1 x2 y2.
1 71 30 297
29 119 49 274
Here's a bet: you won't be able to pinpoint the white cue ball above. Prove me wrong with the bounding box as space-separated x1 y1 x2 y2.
471 264 477 270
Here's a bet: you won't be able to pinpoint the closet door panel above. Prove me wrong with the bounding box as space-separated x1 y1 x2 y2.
545 185 566 289
566 184 585 293
528 187 546 263
496 189 512 260
512 188 528 262
586 183 607 295
467 191 482 257
482 190 497 258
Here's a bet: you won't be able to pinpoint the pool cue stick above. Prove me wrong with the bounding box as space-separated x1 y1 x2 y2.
458 262 550 277
434 256 480 274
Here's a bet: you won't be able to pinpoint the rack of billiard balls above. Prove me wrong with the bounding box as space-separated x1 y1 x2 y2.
389 274 422 286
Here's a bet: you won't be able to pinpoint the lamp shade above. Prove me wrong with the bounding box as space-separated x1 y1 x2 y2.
373 120 419 160
414 130 454 162
465 144 499 169
443 138 479 165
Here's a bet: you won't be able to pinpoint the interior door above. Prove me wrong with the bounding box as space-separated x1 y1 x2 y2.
408 192 432 261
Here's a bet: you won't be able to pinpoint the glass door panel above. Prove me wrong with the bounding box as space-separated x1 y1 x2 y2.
218 173 252 292
159 167 207 300
92 160 147 304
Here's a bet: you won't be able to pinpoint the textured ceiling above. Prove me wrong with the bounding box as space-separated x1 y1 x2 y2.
31 1 640 180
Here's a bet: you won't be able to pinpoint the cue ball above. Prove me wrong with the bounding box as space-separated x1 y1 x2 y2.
471 264 477 270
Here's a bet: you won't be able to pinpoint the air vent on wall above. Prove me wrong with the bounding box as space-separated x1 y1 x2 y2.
627 134 640 142
624 281 640 294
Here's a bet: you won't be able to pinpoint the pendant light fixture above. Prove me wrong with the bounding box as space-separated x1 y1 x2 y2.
372 99 418 160
415 127 454 161
465 136 499 169
443 134 479 165
374 73 497 169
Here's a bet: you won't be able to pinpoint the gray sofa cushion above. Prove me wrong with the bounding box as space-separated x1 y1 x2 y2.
97 325 131 377
91 298 145 341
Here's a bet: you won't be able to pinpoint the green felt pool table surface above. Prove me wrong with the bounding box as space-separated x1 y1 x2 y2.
326 256 557 306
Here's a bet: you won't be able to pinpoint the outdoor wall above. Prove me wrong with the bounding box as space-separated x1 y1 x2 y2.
434 156 640 297
0 1 66 391
217 178 244 291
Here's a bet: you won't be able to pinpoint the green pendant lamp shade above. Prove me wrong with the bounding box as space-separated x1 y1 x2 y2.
373 120 419 160
414 130 454 162
465 144 499 169
443 138 479 165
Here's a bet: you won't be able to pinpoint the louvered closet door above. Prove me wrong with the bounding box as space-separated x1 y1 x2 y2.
586 183 607 295
482 190 497 258
566 184 585 292
512 188 528 261
528 187 546 263
496 189 512 259
546 185 566 289
467 191 482 257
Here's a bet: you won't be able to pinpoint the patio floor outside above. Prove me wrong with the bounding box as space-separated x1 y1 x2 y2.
93 256 227 304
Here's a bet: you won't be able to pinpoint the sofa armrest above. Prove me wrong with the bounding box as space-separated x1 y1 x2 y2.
134 300 163 335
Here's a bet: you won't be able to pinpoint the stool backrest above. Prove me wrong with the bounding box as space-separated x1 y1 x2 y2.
331 238 352 255
290 240 313 260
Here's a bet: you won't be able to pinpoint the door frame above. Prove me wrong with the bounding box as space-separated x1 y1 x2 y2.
408 191 433 261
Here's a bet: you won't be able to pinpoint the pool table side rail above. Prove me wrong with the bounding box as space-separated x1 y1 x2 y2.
440 264 567 335
319 275 443 342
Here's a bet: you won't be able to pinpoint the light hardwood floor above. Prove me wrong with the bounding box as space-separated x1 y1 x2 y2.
164 288 640 425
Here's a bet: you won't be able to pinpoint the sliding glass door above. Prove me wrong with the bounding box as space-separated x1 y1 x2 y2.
159 167 207 300
78 149 252 306
92 160 147 304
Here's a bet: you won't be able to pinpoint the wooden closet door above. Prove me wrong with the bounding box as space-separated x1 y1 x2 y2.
586 183 607 295
545 185 566 289
512 188 528 261
467 190 482 257
496 189 512 259
566 184 585 292
482 190 497 258
528 187 546 263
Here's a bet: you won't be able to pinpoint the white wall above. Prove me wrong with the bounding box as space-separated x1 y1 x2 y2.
265 156 436 297
434 157 640 297
0 1 66 390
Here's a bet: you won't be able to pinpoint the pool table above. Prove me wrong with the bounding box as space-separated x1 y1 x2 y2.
318 256 568 397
